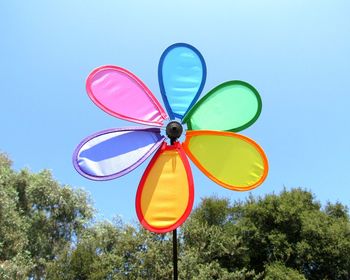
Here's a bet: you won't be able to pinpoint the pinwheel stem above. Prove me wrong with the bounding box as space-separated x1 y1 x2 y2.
170 142 178 280
168 123 181 279
173 228 178 280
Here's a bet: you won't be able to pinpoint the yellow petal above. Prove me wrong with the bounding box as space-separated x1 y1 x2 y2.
136 142 194 233
183 130 268 191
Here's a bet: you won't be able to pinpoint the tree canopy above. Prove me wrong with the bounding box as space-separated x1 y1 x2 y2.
1 152 349 279
0 153 93 279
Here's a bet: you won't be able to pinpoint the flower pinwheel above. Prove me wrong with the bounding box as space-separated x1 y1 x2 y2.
73 43 268 233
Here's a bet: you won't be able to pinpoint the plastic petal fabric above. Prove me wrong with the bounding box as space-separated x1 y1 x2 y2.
183 81 262 132
158 43 206 119
73 127 165 180
86 65 168 126
183 130 268 191
136 142 194 233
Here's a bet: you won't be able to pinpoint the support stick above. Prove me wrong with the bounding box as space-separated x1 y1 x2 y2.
168 126 181 280
173 228 178 280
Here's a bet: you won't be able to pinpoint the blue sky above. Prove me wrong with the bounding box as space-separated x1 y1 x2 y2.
1 1 349 222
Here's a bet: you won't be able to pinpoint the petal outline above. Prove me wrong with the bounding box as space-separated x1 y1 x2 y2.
73 127 165 181
136 142 194 233
183 81 262 132
183 130 268 191
86 65 168 126
158 43 207 119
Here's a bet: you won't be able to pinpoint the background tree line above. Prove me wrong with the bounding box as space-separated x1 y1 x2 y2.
0 153 349 279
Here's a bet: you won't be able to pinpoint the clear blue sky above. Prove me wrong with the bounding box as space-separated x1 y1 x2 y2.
1 1 349 222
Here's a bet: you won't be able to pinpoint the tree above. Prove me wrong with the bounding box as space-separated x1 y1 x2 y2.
181 190 350 279
0 153 32 279
264 262 306 280
1 152 349 279
47 220 174 280
48 189 349 279
0 153 93 279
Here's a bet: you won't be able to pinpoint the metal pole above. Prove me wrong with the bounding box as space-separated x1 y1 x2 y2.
173 228 178 280
169 135 179 279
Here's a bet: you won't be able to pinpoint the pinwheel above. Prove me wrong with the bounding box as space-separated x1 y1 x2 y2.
73 43 268 234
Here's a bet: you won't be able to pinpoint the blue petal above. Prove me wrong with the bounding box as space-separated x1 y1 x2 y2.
73 127 165 180
158 43 206 119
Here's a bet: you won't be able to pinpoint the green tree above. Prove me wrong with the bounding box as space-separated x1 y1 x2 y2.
264 262 305 280
181 189 350 279
49 189 349 279
0 154 32 279
2 152 350 279
47 220 174 280
0 153 93 279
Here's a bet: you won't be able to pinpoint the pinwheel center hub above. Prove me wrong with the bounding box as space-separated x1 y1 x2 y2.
166 121 183 143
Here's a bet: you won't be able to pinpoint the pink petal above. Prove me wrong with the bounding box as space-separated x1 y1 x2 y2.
86 65 168 126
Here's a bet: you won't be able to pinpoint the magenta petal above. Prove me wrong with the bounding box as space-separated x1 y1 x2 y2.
86 65 168 126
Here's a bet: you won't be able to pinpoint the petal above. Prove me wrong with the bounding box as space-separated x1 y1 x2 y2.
183 130 268 191
158 43 206 119
183 81 262 132
73 127 165 180
136 142 194 233
86 65 168 126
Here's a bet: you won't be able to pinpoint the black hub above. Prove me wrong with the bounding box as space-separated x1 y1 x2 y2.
166 121 183 144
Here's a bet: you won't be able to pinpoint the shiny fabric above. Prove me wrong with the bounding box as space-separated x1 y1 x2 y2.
183 81 262 132
158 43 206 119
183 130 268 191
73 127 165 180
136 142 194 233
86 65 168 126
73 43 269 234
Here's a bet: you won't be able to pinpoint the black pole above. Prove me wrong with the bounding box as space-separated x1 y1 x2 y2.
173 228 178 280
170 139 178 280
171 137 178 280
166 121 182 280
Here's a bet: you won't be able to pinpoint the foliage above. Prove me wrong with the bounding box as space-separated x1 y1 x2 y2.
1 152 349 279
264 262 306 280
0 153 93 279
46 219 173 280
46 190 350 280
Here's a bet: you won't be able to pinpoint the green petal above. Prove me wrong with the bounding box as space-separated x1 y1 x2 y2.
183 81 262 132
